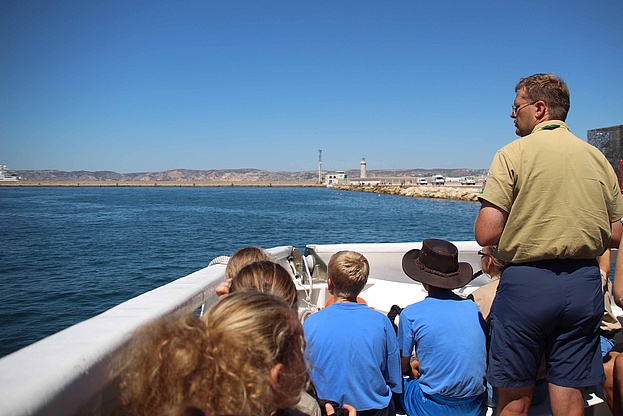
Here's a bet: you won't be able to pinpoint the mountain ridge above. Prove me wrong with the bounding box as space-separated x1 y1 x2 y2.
13 168 488 182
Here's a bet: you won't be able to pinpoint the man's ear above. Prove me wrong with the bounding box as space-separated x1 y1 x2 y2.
327 278 334 294
270 363 284 383
534 100 548 120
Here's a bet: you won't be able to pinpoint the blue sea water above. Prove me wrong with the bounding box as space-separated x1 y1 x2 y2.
0 186 479 358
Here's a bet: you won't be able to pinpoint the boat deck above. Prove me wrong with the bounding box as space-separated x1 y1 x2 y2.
0 243 617 416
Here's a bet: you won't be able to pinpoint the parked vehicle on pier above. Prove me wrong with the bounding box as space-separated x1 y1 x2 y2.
431 175 445 185
417 178 428 185
459 176 476 185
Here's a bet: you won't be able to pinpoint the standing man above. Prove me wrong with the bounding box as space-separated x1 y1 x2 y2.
475 73 623 416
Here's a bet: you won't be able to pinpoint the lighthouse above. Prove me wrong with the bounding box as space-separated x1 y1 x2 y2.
360 158 367 178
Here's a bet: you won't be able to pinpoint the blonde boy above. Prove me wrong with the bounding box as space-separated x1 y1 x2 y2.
303 251 402 416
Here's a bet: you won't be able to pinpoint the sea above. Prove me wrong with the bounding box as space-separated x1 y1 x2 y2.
0 186 480 359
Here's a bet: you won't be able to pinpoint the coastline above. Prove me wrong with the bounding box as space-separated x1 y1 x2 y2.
0 180 324 188
332 184 482 201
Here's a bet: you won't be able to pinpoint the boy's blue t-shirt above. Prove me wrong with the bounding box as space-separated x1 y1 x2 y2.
303 302 402 410
398 291 487 398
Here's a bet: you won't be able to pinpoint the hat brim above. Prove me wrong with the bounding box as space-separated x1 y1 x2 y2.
402 248 474 290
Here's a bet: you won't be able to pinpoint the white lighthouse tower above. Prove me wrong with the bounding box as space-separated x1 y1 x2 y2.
360 158 367 178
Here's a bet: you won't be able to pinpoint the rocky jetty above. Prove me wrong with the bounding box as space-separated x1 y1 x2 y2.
333 184 481 201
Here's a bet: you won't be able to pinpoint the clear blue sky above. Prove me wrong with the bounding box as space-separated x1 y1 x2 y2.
1 1 622 173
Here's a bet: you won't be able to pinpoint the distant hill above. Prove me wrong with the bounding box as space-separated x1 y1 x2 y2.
14 168 488 182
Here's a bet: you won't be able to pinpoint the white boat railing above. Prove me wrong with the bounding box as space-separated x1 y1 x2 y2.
0 243 617 416
0 246 293 416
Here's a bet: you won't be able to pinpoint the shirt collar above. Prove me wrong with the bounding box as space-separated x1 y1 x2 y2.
531 120 568 134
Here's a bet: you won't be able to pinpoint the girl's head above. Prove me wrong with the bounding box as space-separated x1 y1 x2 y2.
480 245 506 278
120 315 211 416
225 247 271 281
204 291 307 415
230 260 298 309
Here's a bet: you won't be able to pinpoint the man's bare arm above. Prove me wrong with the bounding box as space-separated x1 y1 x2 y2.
610 220 623 248
474 200 508 246
613 238 623 308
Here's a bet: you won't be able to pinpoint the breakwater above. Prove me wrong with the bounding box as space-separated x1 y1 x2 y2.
0 180 323 188
332 184 482 201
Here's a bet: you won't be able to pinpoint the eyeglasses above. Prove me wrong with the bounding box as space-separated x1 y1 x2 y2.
511 100 537 115
478 250 490 258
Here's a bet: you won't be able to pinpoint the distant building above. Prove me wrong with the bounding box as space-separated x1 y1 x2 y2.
349 177 419 186
326 171 348 186
360 158 367 178
349 177 381 186
587 125 623 181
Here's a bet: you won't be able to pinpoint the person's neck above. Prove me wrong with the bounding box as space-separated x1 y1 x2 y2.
426 285 450 296
484 268 501 280
334 295 358 303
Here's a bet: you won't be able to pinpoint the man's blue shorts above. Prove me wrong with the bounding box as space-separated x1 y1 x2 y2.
487 259 604 389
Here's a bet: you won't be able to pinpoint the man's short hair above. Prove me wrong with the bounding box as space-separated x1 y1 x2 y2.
328 251 370 298
516 73 570 121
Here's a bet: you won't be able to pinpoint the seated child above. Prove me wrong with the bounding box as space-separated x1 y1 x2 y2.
467 245 506 324
398 239 486 416
121 292 310 416
598 249 623 415
466 245 509 409
120 314 212 416
230 260 298 309
229 260 319 416
215 246 271 297
303 250 402 416
204 291 309 416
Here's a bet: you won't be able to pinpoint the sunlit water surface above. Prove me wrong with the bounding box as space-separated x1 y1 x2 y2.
0 187 479 357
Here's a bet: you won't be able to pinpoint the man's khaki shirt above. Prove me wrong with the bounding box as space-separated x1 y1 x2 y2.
481 120 623 263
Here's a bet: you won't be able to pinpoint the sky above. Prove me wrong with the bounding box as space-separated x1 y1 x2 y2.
1 1 622 173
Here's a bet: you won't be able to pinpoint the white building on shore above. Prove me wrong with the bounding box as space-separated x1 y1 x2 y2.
325 171 348 186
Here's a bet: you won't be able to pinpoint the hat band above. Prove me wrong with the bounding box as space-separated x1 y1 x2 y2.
415 258 460 278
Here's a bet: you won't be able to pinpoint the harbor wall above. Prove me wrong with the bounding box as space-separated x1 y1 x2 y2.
332 184 482 201
0 181 323 188
1 181 481 201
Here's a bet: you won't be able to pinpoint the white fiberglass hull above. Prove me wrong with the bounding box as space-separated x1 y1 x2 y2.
0 243 616 416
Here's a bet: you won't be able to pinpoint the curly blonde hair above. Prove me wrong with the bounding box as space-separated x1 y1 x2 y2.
120 293 307 416
120 315 212 416
203 291 307 416
230 260 298 309
327 250 370 298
